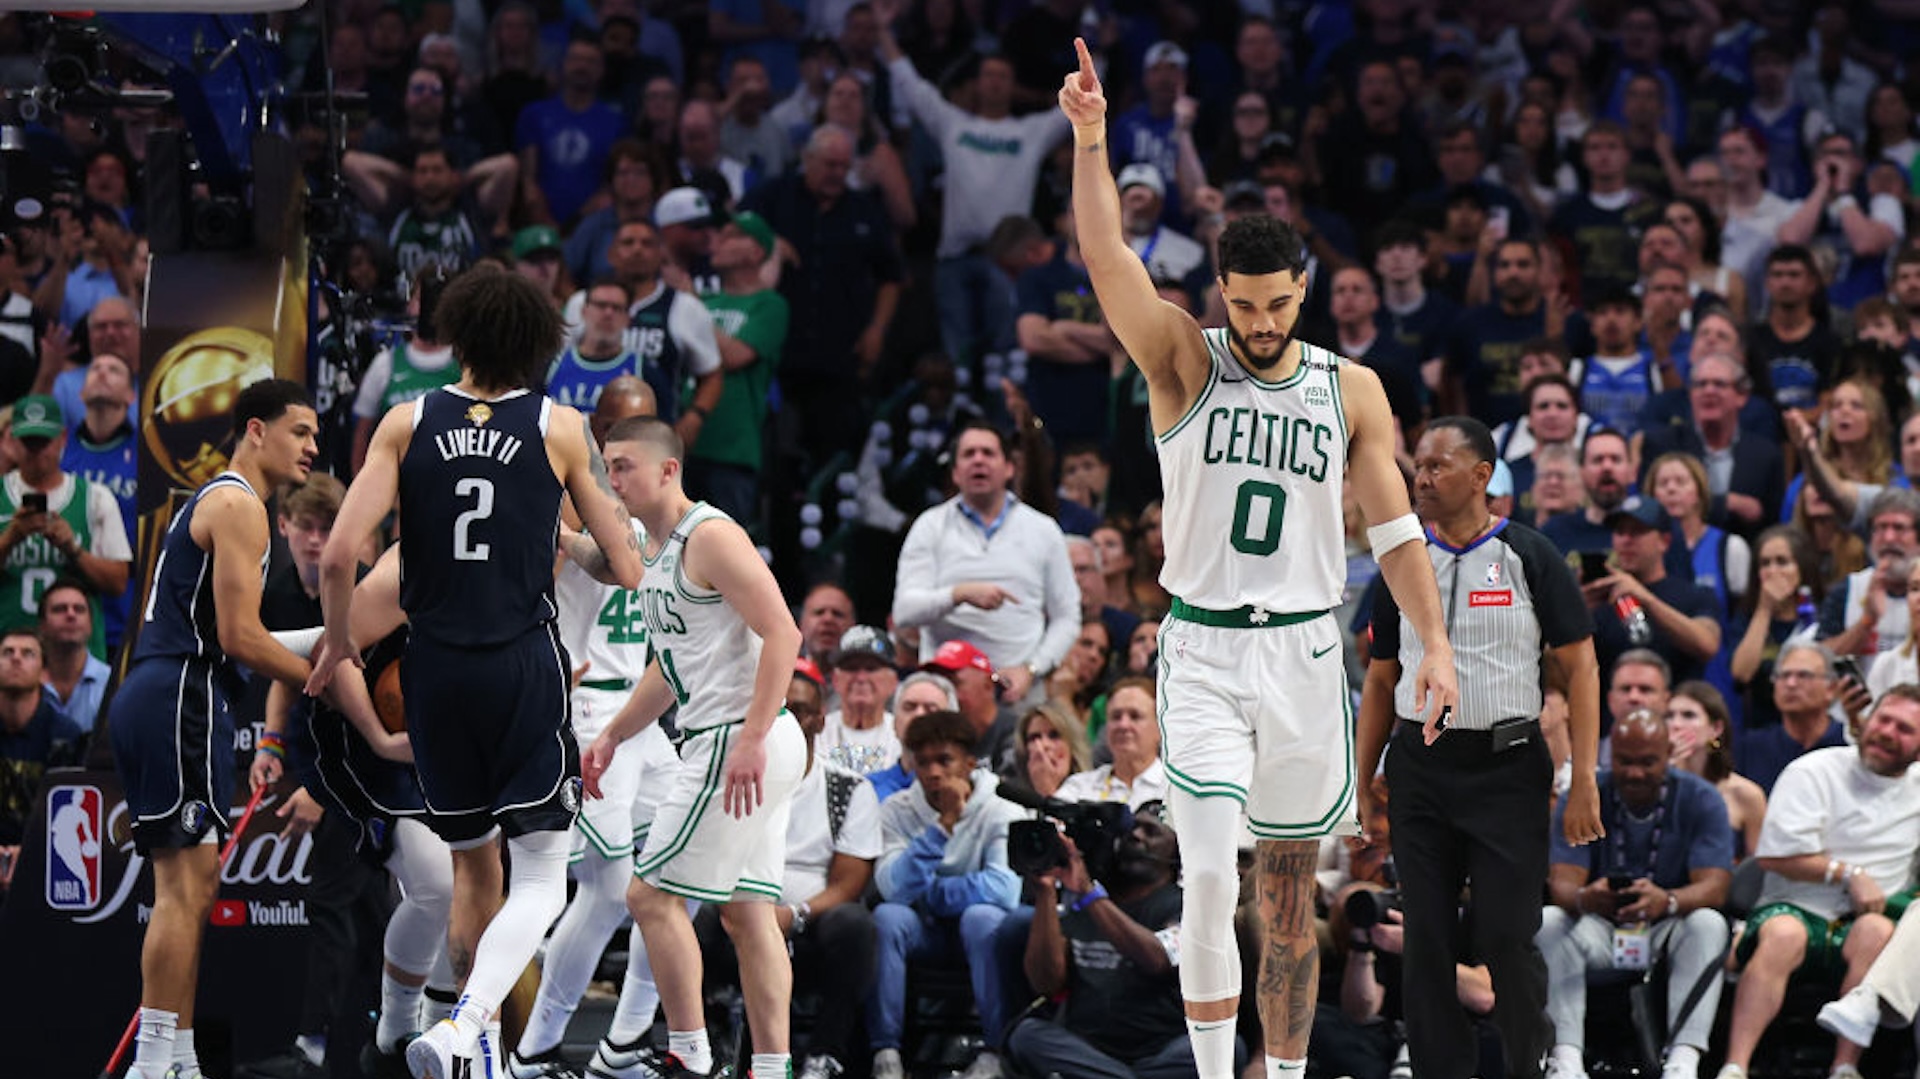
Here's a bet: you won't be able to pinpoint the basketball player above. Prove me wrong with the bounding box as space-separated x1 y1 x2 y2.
510 379 687 1078
257 543 458 1078
309 267 645 1079
565 417 805 1079
109 379 320 1079
1059 39 1460 1079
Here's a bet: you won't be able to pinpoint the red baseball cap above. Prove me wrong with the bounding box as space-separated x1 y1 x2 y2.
793 656 826 687
922 640 996 679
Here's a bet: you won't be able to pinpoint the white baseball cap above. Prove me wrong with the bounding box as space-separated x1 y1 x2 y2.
1143 40 1189 71
655 186 718 228
1117 163 1166 198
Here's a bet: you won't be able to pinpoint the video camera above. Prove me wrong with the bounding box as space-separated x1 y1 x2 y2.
997 781 1133 883
1343 855 1401 929
1343 887 1402 929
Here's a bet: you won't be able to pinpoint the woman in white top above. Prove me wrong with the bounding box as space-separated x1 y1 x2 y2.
1664 195 1749 321
1490 372 1592 463
1014 702 1089 798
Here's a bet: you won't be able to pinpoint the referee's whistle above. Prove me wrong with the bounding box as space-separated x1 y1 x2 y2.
1432 705 1452 733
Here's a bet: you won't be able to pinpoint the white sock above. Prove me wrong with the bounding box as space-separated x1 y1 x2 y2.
132 1008 178 1079
1265 1057 1305 1079
1186 1018 1236 1079
451 831 572 1043
1552 1045 1584 1069
670 1028 713 1074
172 1028 198 1071
607 922 663 1044
1667 1046 1701 1072
751 1052 792 1079
379 971 426 1052
295 1033 326 1066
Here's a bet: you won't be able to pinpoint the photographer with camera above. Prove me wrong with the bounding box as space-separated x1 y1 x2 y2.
868 709 1026 1079
1314 773 1498 1079
1535 709 1734 1079
1008 800 1242 1079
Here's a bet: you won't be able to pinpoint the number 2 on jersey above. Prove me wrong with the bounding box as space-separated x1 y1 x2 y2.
596 589 648 644
452 478 494 561
1230 479 1286 555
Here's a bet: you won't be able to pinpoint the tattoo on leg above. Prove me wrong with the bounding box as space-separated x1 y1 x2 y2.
451 941 474 984
1255 841 1321 1054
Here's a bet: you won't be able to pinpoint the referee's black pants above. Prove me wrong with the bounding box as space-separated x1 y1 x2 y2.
1385 720 1553 1079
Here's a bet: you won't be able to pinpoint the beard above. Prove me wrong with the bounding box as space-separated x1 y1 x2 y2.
1227 321 1296 373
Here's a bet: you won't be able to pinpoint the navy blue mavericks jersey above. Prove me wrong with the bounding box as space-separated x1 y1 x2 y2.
133 471 264 683
399 387 564 647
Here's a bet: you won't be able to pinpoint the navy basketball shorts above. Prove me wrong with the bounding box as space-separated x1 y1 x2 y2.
403 623 581 844
109 656 238 854
292 703 427 859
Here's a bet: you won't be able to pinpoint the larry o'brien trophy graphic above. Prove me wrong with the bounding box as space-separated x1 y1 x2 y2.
141 326 282 491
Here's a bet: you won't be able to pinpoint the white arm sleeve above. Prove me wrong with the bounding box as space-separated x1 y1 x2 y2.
86 484 132 560
352 349 396 420
671 292 723 377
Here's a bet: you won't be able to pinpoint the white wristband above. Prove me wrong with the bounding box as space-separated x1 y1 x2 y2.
269 626 325 658
1367 513 1424 557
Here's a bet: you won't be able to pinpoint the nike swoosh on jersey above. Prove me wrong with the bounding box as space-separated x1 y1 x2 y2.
1311 642 1338 659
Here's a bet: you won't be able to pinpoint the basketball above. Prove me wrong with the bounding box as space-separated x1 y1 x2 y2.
373 659 405 734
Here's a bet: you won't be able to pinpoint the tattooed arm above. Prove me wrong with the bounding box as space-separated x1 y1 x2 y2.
559 527 618 584
558 409 643 589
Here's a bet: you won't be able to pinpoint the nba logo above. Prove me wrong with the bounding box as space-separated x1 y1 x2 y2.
45 785 102 911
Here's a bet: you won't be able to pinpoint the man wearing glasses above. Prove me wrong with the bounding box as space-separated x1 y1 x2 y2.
1736 642 1851 793
1635 350 1784 531
1815 489 1920 675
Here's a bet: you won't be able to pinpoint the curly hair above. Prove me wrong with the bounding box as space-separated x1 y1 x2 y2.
433 266 563 393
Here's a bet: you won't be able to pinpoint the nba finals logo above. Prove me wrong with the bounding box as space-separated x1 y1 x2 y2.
45 785 103 911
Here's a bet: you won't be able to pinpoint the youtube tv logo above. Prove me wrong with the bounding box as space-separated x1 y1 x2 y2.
210 900 247 927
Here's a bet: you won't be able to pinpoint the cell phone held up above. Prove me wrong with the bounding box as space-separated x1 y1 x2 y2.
1580 551 1610 585
1834 656 1866 687
18 491 46 516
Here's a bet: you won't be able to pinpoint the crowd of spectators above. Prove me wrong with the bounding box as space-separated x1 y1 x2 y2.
8 1 1920 1077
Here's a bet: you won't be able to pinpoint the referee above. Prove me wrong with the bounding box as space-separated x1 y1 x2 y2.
1356 417 1605 1079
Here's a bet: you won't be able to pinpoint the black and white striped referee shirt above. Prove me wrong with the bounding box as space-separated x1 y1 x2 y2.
1370 518 1594 730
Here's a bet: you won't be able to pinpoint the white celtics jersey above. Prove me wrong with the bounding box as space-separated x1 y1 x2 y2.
637 502 762 733
555 519 651 683
1157 332 1349 612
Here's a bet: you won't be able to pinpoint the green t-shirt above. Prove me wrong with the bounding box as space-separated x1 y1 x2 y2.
0 478 106 658
382 340 460 412
696 289 789 470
